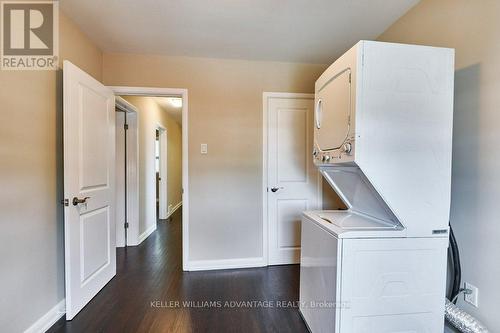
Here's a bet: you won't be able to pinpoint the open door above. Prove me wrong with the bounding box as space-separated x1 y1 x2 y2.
63 61 116 320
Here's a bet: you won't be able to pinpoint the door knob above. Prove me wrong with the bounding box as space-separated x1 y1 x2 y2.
270 187 284 193
72 196 90 206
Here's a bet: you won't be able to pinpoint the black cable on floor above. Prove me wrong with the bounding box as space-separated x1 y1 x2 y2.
449 224 461 304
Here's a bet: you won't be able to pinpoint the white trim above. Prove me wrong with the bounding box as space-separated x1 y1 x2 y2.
114 98 140 248
23 299 65 333
262 92 315 265
138 223 157 245
127 112 140 246
188 257 266 271
263 92 315 99
108 86 190 271
262 94 269 265
115 96 137 113
166 201 182 219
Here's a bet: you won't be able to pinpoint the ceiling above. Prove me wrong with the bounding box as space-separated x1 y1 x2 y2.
154 97 183 124
61 0 419 64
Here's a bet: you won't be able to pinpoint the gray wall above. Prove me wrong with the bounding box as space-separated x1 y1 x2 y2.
379 0 500 330
0 13 103 333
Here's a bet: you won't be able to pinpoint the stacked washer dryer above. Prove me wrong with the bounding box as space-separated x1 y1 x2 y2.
299 41 455 332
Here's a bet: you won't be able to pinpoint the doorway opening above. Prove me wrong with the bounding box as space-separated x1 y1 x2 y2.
155 126 168 221
110 87 189 271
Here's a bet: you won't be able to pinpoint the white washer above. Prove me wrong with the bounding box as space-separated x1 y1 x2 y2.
300 212 448 333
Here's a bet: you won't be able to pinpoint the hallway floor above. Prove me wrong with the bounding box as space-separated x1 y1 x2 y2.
48 210 308 333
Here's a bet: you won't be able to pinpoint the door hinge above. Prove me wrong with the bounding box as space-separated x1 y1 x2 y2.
124 123 129 130
349 73 352 83
61 199 69 206
125 222 129 229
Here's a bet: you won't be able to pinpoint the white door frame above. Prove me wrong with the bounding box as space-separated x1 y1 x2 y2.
109 86 190 271
115 96 140 247
262 92 322 265
156 124 168 219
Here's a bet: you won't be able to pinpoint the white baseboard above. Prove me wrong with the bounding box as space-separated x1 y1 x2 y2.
166 201 182 219
24 299 65 333
137 223 157 245
188 256 266 271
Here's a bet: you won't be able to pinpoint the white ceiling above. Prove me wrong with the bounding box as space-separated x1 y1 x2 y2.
154 97 183 124
61 0 419 64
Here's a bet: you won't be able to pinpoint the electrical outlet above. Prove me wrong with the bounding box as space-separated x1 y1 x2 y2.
464 282 479 307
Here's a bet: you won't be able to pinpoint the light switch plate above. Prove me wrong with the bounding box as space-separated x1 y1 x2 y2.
201 143 208 154
464 282 478 307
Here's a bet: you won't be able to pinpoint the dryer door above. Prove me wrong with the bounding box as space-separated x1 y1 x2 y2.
314 68 351 151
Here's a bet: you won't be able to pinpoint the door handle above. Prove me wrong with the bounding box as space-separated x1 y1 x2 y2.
72 196 90 206
315 98 322 129
270 187 284 193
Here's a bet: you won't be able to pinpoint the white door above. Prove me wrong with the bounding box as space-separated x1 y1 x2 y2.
266 94 320 265
63 61 116 320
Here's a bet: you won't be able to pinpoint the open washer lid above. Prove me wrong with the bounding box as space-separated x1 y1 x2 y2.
320 166 403 230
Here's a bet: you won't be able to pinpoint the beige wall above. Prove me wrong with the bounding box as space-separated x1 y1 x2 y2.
104 54 327 261
0 12 103 332
379 1 500 330
322 181 346 210
121 96 182 235
162 105 183 210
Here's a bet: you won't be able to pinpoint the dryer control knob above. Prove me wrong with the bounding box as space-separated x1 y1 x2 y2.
342 143 352 154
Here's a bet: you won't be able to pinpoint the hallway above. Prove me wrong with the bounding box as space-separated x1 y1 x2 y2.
48 211 308 333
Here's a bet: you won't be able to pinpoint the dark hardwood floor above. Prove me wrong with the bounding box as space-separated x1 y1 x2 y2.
48 210 308 333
